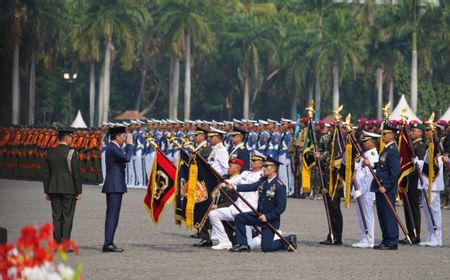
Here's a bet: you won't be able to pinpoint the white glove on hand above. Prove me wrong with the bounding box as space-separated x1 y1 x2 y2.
413 157 419 165
354 190 363 198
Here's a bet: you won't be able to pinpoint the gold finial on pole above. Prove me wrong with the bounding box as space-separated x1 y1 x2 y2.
427 113 436 132
333 105 344 123
400 107 409 123
382 102 391 119
305 100 315 119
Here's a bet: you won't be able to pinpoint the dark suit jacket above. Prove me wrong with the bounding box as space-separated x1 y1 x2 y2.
43 144 82 195
370 142 400 196
102 142 134 193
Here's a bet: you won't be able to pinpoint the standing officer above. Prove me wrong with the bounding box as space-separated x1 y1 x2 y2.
227 156 297 252
229 126 250 171
43 128 82 244
371 124 401 250
102 126 134 253
399 122 426 245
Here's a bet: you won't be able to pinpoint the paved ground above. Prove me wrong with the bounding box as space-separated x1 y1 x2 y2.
1 179 449 280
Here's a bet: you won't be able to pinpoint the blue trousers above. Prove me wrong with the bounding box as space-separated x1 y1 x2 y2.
235 212 287 252
104 193 123 246
375 192 399 246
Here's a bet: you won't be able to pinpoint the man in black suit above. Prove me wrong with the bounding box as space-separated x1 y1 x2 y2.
102 126 134 253
43 128 82 244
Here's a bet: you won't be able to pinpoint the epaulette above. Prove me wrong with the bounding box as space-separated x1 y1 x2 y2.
277 179 283 185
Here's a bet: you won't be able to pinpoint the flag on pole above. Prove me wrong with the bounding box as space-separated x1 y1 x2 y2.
301 121 316 192
144 148 176 224
397 126 415 193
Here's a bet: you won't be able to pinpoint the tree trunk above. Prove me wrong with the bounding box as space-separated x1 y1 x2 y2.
89 61 95 127
12 43 20 124
388 77 394 108
411 32 418 113
28 46 36 125
172 55 180 119
243 73 250 119
97 71 104 127
314 74 321 119
308 76 314 102
376 67 384 120
135 56 149 112
332 62 339 110
184 31 191 120
290 92 297 119
102 36 113 123
169 55 174 118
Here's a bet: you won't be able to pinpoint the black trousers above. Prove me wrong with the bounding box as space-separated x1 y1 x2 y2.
404 185 421 240
49 194 77 243
325 191 343 242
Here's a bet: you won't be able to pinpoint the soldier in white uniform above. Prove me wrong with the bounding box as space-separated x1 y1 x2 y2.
209 153 265 250
207 127 229 176
417 123 448 247
352 131 379 248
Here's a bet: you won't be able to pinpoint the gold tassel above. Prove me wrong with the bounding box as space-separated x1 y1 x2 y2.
428 141 435 206
301 159 311 193
379 140 385 153
344 138 352 208
185 158 198 230
149 152 158 223
329 129 337 198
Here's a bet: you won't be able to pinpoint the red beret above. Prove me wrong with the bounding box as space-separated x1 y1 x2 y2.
229 158 245 168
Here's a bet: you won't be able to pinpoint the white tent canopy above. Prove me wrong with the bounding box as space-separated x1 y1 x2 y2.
389 94 421 122
440 106 450 121
71 110 88 128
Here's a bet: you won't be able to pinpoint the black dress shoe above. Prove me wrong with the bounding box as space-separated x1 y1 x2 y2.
287 234 297 252
193 239 213 247
319 239 342 246
398 238 410 245
373 244 397 250
229 244 250 252
190 232 201 239
102 244 124 253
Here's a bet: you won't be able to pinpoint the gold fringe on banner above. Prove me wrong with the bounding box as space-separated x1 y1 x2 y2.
185 158 198 230
301 160 311 193
148 152 158 223
344 138 353 208
428 141 435 206
329 129 337 197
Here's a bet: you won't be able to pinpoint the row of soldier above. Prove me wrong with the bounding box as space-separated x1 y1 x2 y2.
0 126 103 183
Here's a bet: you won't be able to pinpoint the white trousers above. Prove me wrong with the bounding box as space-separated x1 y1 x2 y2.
421 191 442 244
101 151 106 184
209 207 252 244
278 153 294 195
144 151 156 182
134 150 144 187
354 192 375 245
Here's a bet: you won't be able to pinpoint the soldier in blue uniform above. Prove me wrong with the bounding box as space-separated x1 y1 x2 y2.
371 124 401 250
228 156 297 252
229 126 250 171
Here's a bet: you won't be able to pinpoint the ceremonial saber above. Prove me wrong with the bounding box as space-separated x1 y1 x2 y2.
404 125 438 238
349 134 412 244
309 120 335 243
194 154 296 252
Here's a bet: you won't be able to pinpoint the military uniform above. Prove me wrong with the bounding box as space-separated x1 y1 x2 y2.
370 139 401 248
43 129 82 243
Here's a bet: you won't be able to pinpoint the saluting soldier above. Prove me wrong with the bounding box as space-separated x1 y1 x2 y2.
43 128 82 244
371 124 401 250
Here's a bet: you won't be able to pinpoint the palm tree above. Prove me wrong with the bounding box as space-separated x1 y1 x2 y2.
82 0 148 125
158 0 216 120
308 9 366 111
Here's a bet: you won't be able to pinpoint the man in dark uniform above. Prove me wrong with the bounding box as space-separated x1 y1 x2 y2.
399 122 426 245
371 124 401 250
43 128 82 244
228 156 297 252
194 127 212 159
102 126 134 253
228 126 250 171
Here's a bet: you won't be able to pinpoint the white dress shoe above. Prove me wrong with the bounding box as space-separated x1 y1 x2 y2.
211 241 233 250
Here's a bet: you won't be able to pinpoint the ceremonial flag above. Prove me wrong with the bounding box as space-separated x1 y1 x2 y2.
337 135 360 208
397 126 415 193
301 122 316 192
174 149 194 227
191 154 222 230
144 148 176 224
328 126 345 198
422 136 439 205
